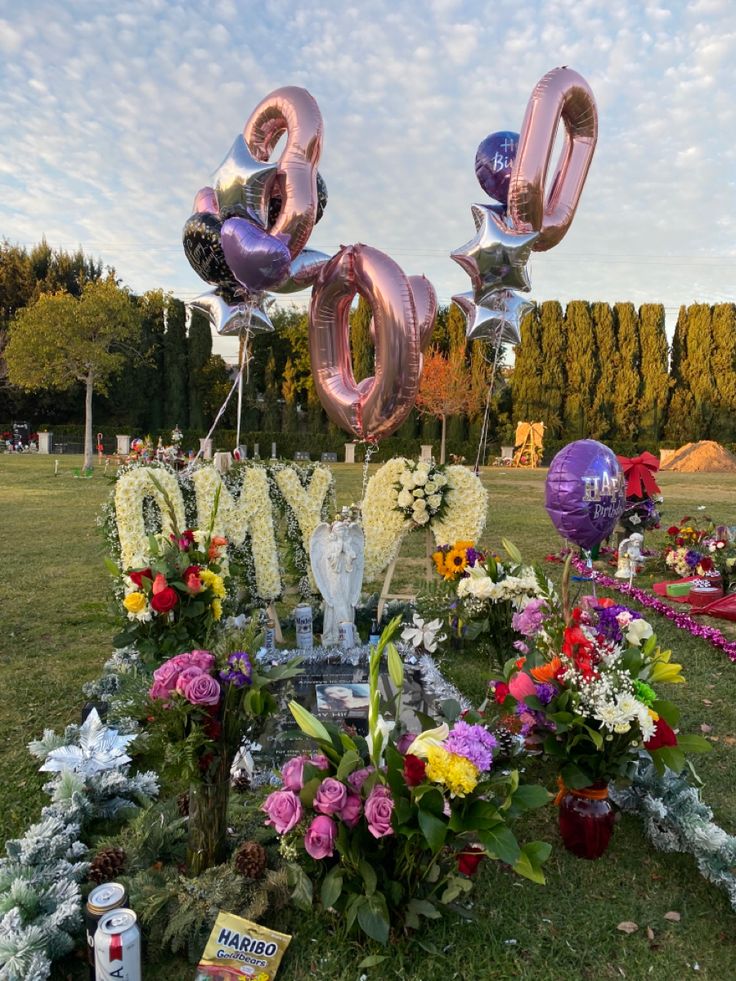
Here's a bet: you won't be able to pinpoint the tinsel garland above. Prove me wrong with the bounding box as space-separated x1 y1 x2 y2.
571 557 736 663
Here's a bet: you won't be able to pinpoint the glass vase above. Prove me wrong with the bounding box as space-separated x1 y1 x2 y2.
187 774 230 875
558 783 615 860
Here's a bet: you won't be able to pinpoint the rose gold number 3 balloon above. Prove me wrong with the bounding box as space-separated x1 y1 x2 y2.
245 86 323 260
309 245 437 442
508 67 598 252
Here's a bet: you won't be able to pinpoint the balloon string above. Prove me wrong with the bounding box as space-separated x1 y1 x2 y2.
360 441 378 502
474 336 503 473
235 316 254 451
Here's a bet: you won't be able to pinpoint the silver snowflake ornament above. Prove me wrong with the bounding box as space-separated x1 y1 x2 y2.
40 709 135 776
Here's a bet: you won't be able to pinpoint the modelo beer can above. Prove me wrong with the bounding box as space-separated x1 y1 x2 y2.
338 621 356 648
85 882 128 979
94 908 141 981
294 604 313 651
264 617 276 654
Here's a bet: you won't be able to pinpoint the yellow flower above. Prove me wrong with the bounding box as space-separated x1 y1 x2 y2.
200 569 226 599
211 598 222 621
443 547 468 579
123 592 146 615
425 745 478 797
407 724 450 758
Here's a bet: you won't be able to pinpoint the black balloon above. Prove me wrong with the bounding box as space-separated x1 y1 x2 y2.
268 171 328 228
182 212 237 290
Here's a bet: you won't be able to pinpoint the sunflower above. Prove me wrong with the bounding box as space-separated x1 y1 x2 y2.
444 546 469 578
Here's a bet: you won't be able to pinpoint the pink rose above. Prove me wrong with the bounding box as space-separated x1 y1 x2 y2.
151 659 182 696
313 778 347 816
304 815 336 860
508 672 537 701
175 666 204 695
281 756 308 792
184 673 221 707
190 649 216 671
168 653 194 671
149 679 172 702
310 754 330 771
261 789 303 834
364 785 394 839
347 766 375 792
339 792 362 829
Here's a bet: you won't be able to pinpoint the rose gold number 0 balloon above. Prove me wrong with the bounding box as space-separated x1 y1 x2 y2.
244 86 323 260
309 245 437 442
508 67 598 252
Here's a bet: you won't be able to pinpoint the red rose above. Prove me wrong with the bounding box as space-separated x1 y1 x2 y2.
403 753 427 787
667 526 680 537
457 845 485 876
645 718 678 751
493 682 510 705
183 564 201 580
699 557 714 571
128 567 153 588
151 586 179 613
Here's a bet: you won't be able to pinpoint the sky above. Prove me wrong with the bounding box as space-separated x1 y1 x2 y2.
1 0 734 362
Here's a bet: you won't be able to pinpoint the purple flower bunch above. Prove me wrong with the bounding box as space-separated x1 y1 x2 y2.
444 721 497 772
149 650 220 706
511 598 547 638
596 604 642 644
219 651 253 688
262 755 394 860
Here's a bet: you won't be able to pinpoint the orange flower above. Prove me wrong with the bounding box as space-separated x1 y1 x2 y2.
531 657 563 683
208 535 228 560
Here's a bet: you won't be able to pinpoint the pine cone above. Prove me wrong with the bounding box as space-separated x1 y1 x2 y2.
89 846 126 885
494 726 517 759
231 770 250 794
234 841 267 879
177 791 189 816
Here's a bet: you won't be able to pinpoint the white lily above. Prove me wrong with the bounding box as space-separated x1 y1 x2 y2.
406 723 450 759
401 614 445 653
625 618 654 647
367 714 396 764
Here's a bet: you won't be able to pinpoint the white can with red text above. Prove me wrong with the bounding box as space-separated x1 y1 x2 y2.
94 908 141 981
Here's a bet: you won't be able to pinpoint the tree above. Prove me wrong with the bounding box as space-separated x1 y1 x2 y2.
612 303 641 443
510 305 545 425
665 306 697 444
187 310 213 431
415 347 479 463
349 296 374 381
588 302 617 440
538 301 566 437
686 303 715 437
5 277 142 468
562 301 596 438
638 304 671 444
164 297 188 428
711 304 736 441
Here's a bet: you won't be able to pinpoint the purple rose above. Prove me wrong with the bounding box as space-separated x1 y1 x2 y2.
310 754 330 771
167 653 194 671
313 778 348 816
184 673 221 706
151 658 182 696
339 792 362 828
304 815 336 859
347 766 375 792
364 785 394 839
189 649 216 671
175 666 204 695
261 789 303 834
281 755 308 792
396 732 418 755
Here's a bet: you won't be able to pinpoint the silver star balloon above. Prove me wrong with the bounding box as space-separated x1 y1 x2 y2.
212 134 278 228
452 289 534 346
270 248 331 293
189 290 274 336
451 204 539 299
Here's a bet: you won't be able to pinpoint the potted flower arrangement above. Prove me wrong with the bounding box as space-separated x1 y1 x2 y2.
108 482 230 662
493 557 711 859
136 623 302 874
262 619 550 943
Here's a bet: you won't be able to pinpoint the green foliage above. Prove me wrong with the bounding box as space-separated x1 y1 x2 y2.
350 296 374 381
588 301 617 440
538 301 566 437
562 300 596 438
187 310 213 431
612 302 641 441
164 296 189 428
638 304 671 444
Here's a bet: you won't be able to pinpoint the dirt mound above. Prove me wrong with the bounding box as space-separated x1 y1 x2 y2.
661 440 736 473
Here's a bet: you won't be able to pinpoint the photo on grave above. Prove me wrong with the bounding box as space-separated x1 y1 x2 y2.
315 683 370 718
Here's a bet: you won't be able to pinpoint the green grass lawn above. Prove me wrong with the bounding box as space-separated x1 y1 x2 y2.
2 454 736 980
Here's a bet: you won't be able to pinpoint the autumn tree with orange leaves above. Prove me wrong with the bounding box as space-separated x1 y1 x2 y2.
415 347 482 463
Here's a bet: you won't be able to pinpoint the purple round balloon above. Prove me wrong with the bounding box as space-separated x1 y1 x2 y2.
545 440 626 550
475 131 519 205
220 217 291 292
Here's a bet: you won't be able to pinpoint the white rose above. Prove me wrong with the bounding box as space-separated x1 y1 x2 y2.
397 489 413 508
434 473 447 487
625 618 654 647
413 488 425 498
425 480 436 494
414 510 430 525
413 498 427 512
427 494 442 509
414 472 428 486
416 462 430 475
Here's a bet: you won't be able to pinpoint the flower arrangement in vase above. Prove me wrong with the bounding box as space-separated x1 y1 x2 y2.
262 619 550 943
493 555 711 859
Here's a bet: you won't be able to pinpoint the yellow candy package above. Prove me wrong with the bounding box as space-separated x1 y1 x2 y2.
194 911 292 980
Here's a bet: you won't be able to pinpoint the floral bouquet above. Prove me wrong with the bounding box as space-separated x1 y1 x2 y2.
394 459 448 527
139 628 302 873
109 483 230 661
431 540 485 580
493 564 711 856
700 527 736 589
264 619 549 943
619 495 662 534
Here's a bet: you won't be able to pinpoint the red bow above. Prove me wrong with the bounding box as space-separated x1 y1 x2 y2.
617 452 661 498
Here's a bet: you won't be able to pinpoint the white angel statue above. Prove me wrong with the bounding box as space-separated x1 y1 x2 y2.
310 515 365 646
615 532 644 580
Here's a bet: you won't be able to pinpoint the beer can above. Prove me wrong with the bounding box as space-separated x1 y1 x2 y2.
95 908 141 981
85 882 128 979
294 604 313 651
264 618 276 654
338 621 356 648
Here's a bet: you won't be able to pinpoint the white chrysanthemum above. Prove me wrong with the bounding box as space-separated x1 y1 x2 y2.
400 471 415 487
397 489 413 508
413 470 428 486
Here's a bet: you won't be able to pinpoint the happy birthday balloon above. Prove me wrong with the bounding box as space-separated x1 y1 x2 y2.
545 440 626 550
475 131 518 205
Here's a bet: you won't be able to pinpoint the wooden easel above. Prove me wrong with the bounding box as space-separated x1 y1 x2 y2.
377 528 435 620
512 421 544 468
